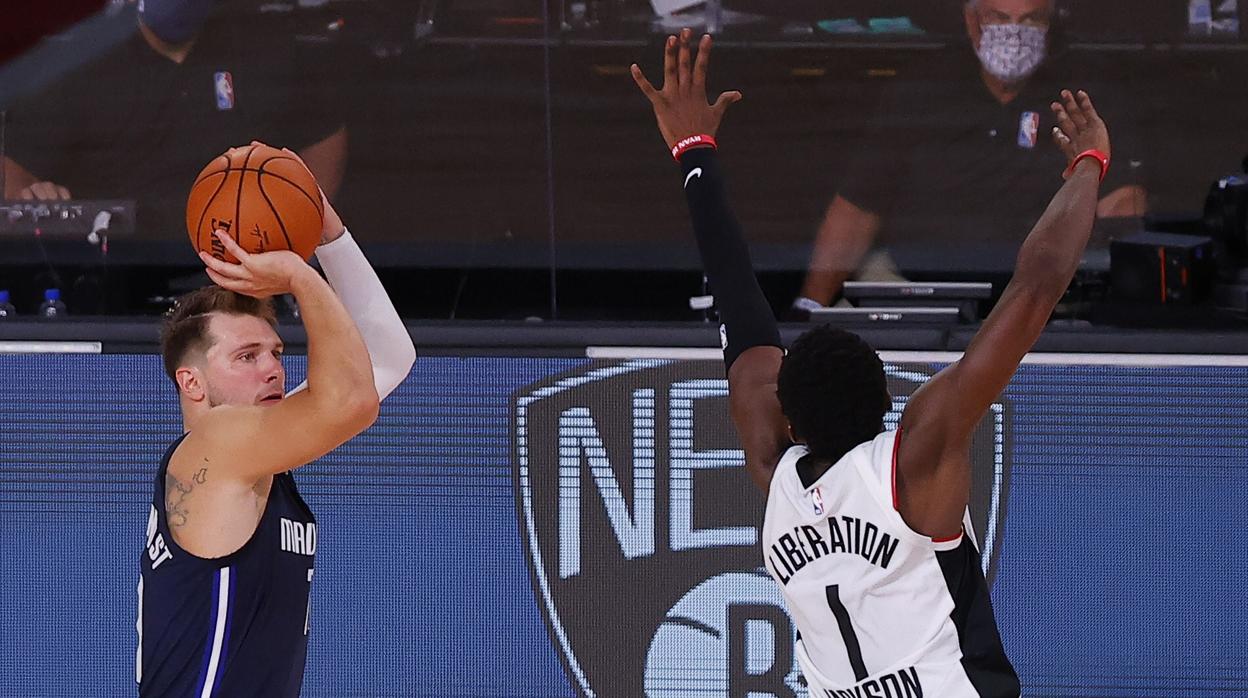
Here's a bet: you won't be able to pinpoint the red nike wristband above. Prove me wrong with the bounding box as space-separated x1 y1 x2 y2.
671 134 717 162
1063 148 1110 182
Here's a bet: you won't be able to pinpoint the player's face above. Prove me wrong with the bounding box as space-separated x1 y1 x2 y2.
201 313 286 408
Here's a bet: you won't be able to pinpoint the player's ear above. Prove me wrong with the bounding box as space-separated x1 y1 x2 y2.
176 366 207 403
786 421 800 445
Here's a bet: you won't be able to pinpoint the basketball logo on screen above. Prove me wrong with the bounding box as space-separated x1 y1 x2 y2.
512 359 1012 697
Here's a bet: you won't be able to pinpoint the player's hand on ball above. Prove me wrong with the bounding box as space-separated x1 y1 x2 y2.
199 230 310 299
631 28 742 151
1050 90 1111 177
248 140 345 244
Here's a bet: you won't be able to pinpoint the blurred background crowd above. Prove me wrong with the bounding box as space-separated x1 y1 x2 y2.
0 0 1244 325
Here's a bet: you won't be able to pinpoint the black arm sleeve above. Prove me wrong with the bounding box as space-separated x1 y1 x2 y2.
678 147 782 369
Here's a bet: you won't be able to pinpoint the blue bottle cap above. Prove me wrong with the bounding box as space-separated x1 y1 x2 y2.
44 288 60 301
0 290 9 303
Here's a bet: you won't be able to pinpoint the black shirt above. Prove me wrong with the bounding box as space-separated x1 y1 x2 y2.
837 48 1141 273
5 5 343 240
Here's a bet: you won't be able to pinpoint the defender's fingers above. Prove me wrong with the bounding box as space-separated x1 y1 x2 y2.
677 28 693 92
662 35 678 90
631 64 660 101
711 90 743 118
692 34 712 93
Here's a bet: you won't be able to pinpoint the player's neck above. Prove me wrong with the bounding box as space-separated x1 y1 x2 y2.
180 399 209 433
796 454 833 490
139 22 197 64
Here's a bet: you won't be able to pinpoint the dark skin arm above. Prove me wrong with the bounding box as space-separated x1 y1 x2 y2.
634 30 786 492
728 346 791 492
638 36 1109 516
896 90 1109 538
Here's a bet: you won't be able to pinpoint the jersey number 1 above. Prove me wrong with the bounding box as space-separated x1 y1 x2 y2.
825 584 868 681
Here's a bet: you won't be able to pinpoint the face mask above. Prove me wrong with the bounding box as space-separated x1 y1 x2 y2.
976 23 1047 84
138 0 216 45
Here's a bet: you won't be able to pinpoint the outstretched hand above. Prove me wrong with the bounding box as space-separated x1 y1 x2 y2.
1050 90 1110 178
631 28 742 151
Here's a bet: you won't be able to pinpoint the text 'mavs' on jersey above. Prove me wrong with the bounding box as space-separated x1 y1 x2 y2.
138 434 317 698
763 430 1020 697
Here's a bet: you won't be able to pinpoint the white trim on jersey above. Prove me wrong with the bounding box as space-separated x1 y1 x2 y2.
885 430 965 551
200 567 232 698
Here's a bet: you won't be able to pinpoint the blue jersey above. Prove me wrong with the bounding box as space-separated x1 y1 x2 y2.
138 434 317 698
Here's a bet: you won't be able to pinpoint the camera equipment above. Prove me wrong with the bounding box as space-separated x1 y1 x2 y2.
1204 156 1248 258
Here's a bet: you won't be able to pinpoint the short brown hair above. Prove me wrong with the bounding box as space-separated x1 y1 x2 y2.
159 286 277 386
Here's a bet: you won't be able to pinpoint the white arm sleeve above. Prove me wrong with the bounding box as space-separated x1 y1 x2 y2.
288 229 416 401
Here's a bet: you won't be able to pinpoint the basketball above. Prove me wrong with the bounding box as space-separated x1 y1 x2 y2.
186 143 324 263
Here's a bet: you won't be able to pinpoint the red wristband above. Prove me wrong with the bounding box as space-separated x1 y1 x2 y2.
1063 148 1110 182
671 134 717 161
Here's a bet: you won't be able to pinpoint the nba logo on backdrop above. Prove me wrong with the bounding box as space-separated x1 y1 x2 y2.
214 71 235 111
1017 111 1039 149
512 359 1012 696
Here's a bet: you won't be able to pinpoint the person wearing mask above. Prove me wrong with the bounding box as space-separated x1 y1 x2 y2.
2 0 347 241
792 0 1146 315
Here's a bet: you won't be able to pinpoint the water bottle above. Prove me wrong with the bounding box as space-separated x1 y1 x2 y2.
38 289 68 318
0 290 16 319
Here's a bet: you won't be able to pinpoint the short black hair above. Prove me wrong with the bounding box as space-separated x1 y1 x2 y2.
776 325 891 462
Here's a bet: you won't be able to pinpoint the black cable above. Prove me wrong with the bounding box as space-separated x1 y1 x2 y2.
540 0 557 320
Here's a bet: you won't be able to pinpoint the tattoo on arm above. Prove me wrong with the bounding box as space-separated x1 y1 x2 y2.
165 465 208 528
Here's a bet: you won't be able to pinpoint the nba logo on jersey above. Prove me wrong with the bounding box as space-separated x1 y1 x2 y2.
1017 111 1040 149
810 486 825 516
214 71 235 111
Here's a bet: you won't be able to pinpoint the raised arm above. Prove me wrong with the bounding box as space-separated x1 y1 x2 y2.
633 29 789 492
181 233 380 482
896 90 1110 538
288 176 415 401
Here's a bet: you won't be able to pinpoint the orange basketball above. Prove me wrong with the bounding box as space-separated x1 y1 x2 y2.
186 144 324 263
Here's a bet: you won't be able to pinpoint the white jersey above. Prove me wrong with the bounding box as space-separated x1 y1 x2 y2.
762 430 1019 697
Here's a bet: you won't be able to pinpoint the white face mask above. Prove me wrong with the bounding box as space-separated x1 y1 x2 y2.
976 23 1048 83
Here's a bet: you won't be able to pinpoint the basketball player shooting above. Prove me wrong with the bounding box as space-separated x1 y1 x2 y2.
137 147 416 697
633 29 1110 696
